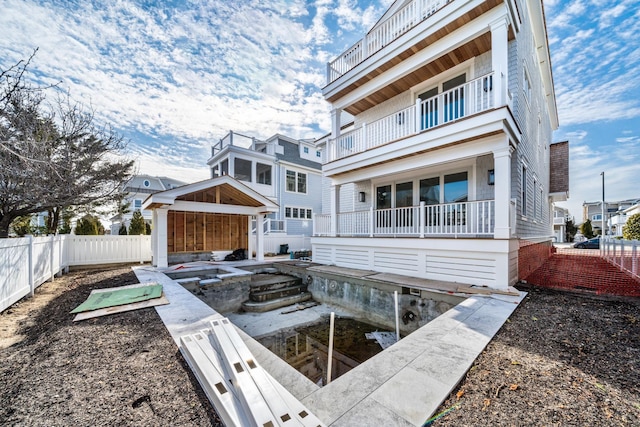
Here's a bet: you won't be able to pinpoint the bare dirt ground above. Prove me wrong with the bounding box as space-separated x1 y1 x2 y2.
1 266 639 426
0 266 221 427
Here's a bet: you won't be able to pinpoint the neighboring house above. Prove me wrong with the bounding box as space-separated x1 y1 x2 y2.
608 202 640 237
110 175 186 234
552 205 571 243
583 198 639 236
312 0 566 290
206 131 323 238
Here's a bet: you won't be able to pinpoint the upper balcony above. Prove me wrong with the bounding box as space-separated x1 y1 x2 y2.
326 71 496 163
327 0 455 86
210 131 257 158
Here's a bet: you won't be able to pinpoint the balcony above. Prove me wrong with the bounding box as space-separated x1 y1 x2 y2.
314 199 494 237
211 131 256 157
327 0 454 85
326 72 495 163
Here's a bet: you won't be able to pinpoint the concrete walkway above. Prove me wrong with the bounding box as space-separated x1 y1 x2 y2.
134 263 525 426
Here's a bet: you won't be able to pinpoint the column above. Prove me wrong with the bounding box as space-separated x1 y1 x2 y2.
490 17 509 108
155 208 169 268
330 185 338 237
256 213 265 262
247 216 254 260
493 145 513 239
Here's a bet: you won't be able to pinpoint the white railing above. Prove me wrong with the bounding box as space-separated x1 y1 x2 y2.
251 218 286 234
327 73 495 162
211 130 256 156
261 235 311 255
327 0 453 84
313 214 332 236
1 235 152 313
314 200 494 237
601 237 639 279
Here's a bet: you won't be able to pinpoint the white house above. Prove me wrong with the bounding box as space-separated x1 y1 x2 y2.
552 205 571 243
206 132 323 240
609 202 640 237
110 175 186 234
312 0 566 290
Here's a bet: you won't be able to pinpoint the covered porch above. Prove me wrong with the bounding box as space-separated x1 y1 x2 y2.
143 176 279 268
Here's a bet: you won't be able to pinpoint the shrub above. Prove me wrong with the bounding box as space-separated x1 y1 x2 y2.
623 213 640 240
580 219 595 239
128 211 146 235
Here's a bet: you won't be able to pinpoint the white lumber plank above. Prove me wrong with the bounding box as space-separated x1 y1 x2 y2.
180 333 248 427
218 318 325 427
210 318 278 427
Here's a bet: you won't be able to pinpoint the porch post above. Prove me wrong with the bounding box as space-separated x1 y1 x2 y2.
330 108 341 162
256 213 265 262
155 208 169 268
493 146 513 239
490 17 509 107
247 216 254 260
330 185 338 237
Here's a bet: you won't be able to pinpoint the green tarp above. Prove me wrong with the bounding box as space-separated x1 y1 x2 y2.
70 283 163 314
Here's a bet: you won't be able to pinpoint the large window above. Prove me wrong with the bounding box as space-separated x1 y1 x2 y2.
257 163 271 185
521 165 527 216
444 172 468 203
133 199 142 211
220 159 229 176
234 158 252 182
418 73 466 130
285 206 312 219
286 170 307 193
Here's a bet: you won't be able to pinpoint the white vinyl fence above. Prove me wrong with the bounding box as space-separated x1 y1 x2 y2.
0 235 151 313
601 237 639 279
261 235 311 255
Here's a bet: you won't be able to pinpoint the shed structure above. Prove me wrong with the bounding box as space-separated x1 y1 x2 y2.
143 176 279 267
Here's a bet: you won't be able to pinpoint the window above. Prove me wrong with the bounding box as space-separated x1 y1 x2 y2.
143 180 150 187
234 158 252 182
444 172 468 203
592 214 602 221
418 73 466 131
303 146 309 154
134 199 142 211
523 68 531 104
522 166 528 215
316 151 321 158
533 178 537 219
286 169 307 193
220 159 229 176
285 206 312 219
256 163 271 185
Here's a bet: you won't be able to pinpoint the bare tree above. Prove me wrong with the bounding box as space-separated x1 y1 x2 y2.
0 52 134 237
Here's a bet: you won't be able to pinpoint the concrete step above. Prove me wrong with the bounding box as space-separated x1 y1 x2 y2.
242 292 313 313
250 284 307 302
250 274 301 293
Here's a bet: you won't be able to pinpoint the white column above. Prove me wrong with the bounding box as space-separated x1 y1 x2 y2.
493 145 513 239
490 17 509 107
330 185 338 237
247 216 254 260
156 209 169 268
256 213 265 262
331 108 341 139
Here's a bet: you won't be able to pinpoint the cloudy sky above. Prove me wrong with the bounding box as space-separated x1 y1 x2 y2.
1 0 638 219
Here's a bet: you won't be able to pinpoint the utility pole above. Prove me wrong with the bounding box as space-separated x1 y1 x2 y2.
601 172 606 236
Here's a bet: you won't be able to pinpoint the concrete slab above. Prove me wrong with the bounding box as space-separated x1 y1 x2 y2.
133 263 526 427
307 265 379 278
365 272 460 293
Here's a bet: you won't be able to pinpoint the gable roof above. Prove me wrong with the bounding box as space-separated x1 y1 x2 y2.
142 175 279 214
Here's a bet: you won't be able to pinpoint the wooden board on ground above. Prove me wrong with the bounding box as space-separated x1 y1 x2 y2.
456 285 520 296
73 282 170 322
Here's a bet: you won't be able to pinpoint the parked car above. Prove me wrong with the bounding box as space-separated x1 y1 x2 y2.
573 237 600 249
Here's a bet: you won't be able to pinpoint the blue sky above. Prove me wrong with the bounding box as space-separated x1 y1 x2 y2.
1 0 638 220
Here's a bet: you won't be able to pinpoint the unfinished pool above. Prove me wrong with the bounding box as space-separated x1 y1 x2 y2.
257 316 394 385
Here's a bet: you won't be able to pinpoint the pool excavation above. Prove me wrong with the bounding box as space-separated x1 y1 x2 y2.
136 259 525 425
163 260 473 386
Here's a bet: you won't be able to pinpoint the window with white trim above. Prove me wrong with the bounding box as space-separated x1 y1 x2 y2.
286 169 307 193
285 206 312 219
533 177 537 219
523 67 532 104
256 163 271 185
134 199 142 211
521 165 527 216
303 146 309 154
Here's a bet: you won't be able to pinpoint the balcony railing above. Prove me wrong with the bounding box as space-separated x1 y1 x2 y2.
314 200 494 237
251 218 286 235
327 0 454 84
327 72 495 162
211 131 256 157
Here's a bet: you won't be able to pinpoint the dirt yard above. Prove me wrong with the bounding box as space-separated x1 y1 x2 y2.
1 266 639 426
